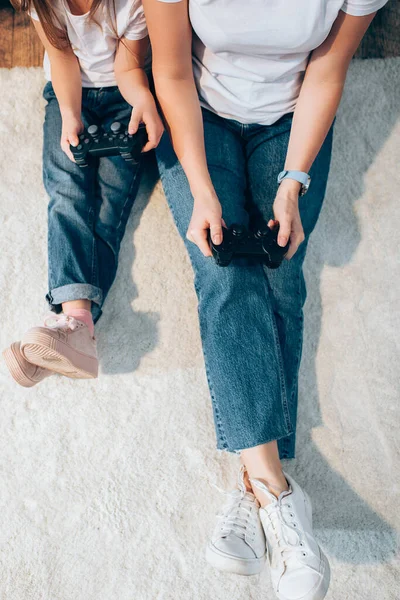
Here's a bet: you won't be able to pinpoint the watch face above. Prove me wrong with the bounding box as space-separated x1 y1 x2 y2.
301 177 311 196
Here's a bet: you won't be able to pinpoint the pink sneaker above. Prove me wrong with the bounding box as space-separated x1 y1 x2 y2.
20 314 98 379
3 341 52 388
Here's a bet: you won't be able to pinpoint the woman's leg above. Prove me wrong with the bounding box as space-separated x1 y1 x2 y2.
238 116 333 500
244 115 334 462
156 108 293 453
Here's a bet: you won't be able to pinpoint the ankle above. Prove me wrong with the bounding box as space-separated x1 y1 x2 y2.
63 307 94 337
242 468 253 493
250 472 289 506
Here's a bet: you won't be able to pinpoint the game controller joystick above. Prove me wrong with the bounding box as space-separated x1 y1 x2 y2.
70 122 148 168
209 223 290 268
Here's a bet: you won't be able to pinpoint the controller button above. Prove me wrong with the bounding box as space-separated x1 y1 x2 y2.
84 138 90 144
123 137 128 142
77 144 82 150
87 124 99 137
110 121 122 133
256 229 268 238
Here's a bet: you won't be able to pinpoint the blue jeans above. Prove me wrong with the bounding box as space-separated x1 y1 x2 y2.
43 82 142 322
156 108 333 458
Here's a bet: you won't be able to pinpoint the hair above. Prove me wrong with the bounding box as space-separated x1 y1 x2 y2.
11 0 119 50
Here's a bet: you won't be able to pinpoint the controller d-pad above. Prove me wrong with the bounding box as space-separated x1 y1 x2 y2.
232 225 245 237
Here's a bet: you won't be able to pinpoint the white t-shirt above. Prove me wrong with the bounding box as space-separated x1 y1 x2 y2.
31 0 148 87
159 0 388 125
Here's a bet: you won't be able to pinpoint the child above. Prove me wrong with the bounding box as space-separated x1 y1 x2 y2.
3 0 163 386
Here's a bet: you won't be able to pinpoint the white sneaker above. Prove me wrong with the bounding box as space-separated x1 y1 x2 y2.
206 466 267 576
251 473 330 600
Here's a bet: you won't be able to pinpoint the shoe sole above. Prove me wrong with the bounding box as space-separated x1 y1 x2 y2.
21 331 98 379
277 550 331 600
205 543 266 576
3 342 45 388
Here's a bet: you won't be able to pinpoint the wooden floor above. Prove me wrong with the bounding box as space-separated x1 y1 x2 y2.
0 1 399 68
0 5 43 68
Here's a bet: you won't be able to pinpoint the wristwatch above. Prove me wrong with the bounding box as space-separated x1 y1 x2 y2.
277 170 311 196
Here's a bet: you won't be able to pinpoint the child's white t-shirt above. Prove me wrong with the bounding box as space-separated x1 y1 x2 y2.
30 0 148 87
158 0 388 125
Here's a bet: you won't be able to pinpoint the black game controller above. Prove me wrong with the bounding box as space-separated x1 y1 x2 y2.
209 223 290 268
70 122 148 168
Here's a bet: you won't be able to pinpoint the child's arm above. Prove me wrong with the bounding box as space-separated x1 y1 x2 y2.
32 19 83 161
114 37 164 152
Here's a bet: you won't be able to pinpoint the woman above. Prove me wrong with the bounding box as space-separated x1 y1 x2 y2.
143 1 386 598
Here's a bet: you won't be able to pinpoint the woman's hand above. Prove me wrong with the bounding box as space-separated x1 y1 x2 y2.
61 113 84 162
272 179 305 260
128 90 164 153
186 190 225 257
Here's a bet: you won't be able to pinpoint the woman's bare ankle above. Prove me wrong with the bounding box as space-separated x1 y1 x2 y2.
241 440 289 505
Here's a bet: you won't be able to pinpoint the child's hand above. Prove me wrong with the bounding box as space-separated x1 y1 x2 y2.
61 115 84 162
128 91 164 153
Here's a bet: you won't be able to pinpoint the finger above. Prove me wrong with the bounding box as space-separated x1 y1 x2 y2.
145 125 164 151
142 140 155 153
128 110 141 135
210 221 223 245
187 228 212 257
61 139 75 163
285 230 305 260
286 238 302 259
276 215 291 247
142 119 158 153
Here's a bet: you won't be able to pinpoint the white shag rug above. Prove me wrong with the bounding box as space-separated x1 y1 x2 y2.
0 59 399 600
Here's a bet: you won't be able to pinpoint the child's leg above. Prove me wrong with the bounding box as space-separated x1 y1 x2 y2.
92 87 144 318
16 84 100 379
5 86 144 385
42 83 102 318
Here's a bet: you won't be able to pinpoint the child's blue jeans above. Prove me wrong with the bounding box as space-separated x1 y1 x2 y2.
43 82 142 323
156 108 333 458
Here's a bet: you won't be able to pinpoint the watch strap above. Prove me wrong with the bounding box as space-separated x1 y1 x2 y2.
277 170 310 188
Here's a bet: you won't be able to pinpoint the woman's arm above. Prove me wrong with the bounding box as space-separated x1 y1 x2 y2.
143 0 223 255
275 10 376 256
114 36 164 152
32 18 82 159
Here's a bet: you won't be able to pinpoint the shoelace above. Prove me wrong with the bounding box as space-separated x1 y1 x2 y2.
251 478 317 569
44 314 79 331
213 465 259 541
264 502 301 563
217 490 258 540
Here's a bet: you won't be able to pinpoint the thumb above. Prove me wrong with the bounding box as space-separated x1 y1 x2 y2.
128 111 141 135
69 132 79 147
276 216 291 247
210 219 223 245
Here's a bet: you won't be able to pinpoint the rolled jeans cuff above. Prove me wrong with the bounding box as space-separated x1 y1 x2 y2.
46 283 103 322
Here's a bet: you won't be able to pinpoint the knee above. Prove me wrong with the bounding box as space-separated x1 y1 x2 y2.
47 189 93 225
193 257 261 306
